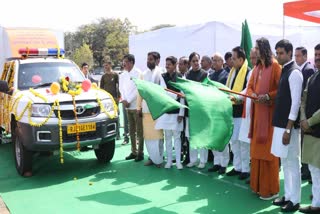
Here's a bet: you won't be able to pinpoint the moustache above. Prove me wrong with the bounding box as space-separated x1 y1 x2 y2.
315 59 320 63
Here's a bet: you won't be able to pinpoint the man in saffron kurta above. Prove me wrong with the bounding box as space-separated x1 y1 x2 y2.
247 37 282 200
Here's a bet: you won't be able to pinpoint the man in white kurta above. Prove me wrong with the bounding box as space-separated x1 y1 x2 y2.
271 40 303 212
225 47 251 177
155 56 184 169
137 52 166 167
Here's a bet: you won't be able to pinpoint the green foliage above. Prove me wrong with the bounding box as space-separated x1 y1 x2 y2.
64 18 135 68
71 44 94 68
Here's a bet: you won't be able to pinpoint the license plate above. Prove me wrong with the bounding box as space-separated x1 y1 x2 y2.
67 122 96 134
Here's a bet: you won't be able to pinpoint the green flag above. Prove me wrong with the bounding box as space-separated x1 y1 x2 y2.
240 19 253 68
170 78 233 151
132 78 187 120
202 77 230 92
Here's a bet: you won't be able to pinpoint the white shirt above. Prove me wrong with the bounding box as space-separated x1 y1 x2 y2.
119 67 142 109
284 60 303 121
140 66 166 113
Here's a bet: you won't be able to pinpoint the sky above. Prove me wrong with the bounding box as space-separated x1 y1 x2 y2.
0 0 317 32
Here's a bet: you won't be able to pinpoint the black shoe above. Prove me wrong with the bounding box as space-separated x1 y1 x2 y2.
135 155 144 162
125 153 137 160
226 168 241 176
218 167 226 174
273 196 289 206
238 172 250 180
299 205 320 213
208 165 221 172
281 201 299 212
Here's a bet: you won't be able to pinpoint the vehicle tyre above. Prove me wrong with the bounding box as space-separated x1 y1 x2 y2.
13 127 33 176
94 139 115 163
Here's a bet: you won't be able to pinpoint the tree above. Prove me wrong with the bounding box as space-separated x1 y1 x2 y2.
64 18 135 68
72 44 94 68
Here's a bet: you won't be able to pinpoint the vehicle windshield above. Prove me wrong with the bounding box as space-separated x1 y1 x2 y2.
18 62 85 90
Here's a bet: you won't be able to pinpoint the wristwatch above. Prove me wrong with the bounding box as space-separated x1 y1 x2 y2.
285 129 291 134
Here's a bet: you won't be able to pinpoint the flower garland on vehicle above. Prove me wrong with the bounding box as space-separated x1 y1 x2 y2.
7 76 119 164
59 76 82 96
72 95 81 151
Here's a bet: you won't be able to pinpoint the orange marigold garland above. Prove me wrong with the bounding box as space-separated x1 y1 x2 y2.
56 100 64 164
72 95 80 151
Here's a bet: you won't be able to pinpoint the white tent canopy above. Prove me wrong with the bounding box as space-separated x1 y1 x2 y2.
129 21 319 70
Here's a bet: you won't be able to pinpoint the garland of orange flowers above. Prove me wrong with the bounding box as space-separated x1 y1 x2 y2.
95 88 118 119
72 95 81 151
29 88 48 103
7 62 15 88
56 99 64 164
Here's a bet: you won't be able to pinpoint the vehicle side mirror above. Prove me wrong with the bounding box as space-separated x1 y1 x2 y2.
0 81 9 94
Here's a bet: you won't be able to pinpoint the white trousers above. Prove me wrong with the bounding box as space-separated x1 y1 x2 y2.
281 129 301 205
231 140 250 173
145 139 164 165
189 146 208 164
212 145 229 167
309 164 320 207
164 129 182 163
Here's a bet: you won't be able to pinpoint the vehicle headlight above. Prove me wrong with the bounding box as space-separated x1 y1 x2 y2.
32 104 52 117
101 99 114 112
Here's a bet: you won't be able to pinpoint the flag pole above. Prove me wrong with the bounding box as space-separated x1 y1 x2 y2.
218 88 257 100
166 87 257 100
165 88 185 98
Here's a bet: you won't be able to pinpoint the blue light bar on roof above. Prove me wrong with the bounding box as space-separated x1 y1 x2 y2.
18 48 65 56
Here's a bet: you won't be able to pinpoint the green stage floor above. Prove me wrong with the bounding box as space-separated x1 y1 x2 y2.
0 138 313 214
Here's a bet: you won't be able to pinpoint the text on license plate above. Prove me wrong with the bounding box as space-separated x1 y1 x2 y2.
67 122 96 134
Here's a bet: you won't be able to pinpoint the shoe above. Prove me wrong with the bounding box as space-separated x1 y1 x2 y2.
186 162 197 168
273 196 289 206
226 168 241 176
155 163 162 168
238 172 250 180
218 167 226 174
121 140 129 145
176 163 183 170
259 193 279 201
299 205 320 213
144 160 154 166
125 153 136 160
208 165 221 172
134 155 144 162
23 171 33 177
281 201 299 212
165 162 172 169
197 162 206 169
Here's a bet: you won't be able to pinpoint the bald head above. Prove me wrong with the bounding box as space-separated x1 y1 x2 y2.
211 53 224 71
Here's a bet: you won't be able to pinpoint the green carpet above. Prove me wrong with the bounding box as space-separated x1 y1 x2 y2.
0 106 313 213
0 141 312 214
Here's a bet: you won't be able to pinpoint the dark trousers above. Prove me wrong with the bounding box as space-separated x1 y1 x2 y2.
127 109 144 156
122 103 129 141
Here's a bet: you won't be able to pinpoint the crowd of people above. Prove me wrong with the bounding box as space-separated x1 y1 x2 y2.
94 37 320 213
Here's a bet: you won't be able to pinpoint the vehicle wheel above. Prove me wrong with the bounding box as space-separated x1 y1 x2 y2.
13 128 33 176
94 139 115 163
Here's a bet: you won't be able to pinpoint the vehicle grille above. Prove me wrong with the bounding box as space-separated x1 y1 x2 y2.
53 101 100 119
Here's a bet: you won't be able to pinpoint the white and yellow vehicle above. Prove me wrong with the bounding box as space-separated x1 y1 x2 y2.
0 48 118 176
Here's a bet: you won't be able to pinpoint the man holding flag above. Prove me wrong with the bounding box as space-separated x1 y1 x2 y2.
225 46 251 177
